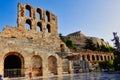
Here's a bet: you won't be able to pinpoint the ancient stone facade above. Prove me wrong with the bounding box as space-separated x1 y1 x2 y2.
0 3 68 78
0 3 114 79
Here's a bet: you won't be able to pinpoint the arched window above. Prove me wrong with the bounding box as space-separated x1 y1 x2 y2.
60 44 65 52
96 55 99 61
101 56 103 60
46 11 50 22
92 55 95 61
104 56 106 61
36 8 42 20
25 5 31 17
46 24 51 33
108 56 110 60
87 55 90 61
26 19 32 30
82 55 85 61
37 22 42 31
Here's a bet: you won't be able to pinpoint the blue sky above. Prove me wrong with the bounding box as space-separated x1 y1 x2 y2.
0 0 120 46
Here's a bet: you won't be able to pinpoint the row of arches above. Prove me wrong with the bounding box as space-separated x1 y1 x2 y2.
81 54 114 61
26 19 51 33
25 5 50 22
4 52 57 77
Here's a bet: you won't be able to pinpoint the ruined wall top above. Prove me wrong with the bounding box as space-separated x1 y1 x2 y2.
17 3 58 35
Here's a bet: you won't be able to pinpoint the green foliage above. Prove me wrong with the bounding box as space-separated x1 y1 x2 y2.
84 38 97 51
84 38 115 52
113 55 120 71
99 60 113 70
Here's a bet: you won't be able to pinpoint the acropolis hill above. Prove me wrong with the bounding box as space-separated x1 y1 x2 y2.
0 3 114 79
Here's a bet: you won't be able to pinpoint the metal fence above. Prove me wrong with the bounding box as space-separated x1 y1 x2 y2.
4 69 25 78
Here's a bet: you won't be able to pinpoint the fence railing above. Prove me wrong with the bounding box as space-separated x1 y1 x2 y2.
4 69 25 78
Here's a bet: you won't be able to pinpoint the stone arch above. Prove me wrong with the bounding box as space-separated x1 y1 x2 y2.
104 55 107 61
100 55 103 61
82 55 85 61
36 8 42 20
92 55 95 61
4 52 24 77
96 55 99 61
48 56 57 75
37 22 42 31
26 19 32 30
46 24 51 33
25 4 31 17
46 11 50 22
31 55 43 77
60 44 65 52
87 55 90 61
108 56 110 60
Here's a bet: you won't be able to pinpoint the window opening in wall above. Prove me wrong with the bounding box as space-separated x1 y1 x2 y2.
92 55 95 61
60 44 65 52
46 11 50 22
101 56 103 60
26 19 32 30
87 55 90 61
46 24 51 33
36 8 42 20
26 5 31 17
37 22 42 31
82 55 85 61
104 56 106 61
96 55 99 60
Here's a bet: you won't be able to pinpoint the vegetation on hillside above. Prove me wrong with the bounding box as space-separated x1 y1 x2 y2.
84 38 115 53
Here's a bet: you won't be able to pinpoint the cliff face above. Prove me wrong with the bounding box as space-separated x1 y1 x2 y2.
66 31 110 48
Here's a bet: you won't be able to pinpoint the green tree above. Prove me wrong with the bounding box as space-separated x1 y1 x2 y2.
84 38 97 51
99 60 113 70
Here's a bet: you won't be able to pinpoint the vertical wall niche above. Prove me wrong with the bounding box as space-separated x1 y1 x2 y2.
36 8 42 20
92 55 95 61
26 19 32 30
37 22 42 31
45 11 50 22
46 24 51 33
25 5 31 17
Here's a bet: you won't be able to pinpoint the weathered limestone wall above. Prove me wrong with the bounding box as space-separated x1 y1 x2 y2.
0 37 63 77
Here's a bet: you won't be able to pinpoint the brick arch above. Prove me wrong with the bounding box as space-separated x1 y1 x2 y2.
36 8 42 20
25 4 32 17
31 55 43 77
48 55 57 75
46 11 50 22
26 19 32 30
46 24 51 33
3 52 24 77
37 22 42 31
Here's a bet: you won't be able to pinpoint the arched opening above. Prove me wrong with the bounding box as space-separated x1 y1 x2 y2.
36 8 42 20
101 55 103 60
108 56 110 60
46 11 50 22
92 55 95 61
46 24 51 33
87 55 90 61
31 55 42 77
82 55 85 61
96 55 99 61
48 56 57 75
104 56 106 61
37 22 42 31
25 5 31 17
26 19 32 30
4 54 23 77
60 44 65 52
